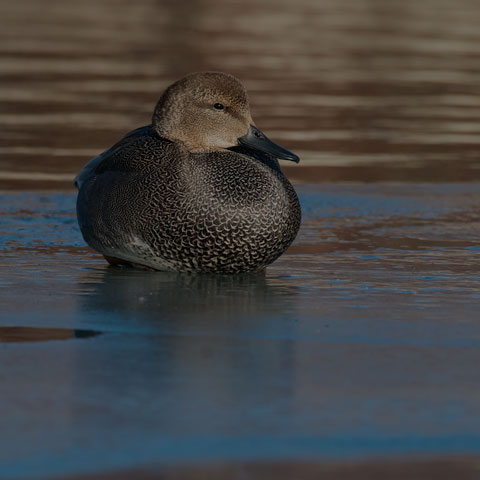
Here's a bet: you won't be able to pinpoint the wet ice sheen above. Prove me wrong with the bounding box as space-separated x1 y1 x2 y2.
1 186 480 478
0 326 100 343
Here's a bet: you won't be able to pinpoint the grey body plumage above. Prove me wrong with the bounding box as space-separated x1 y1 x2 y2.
75 72 301 273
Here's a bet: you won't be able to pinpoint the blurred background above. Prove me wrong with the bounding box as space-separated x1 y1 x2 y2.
1 0 480 189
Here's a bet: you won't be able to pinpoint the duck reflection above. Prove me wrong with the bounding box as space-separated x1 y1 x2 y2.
77 266 298 332
73 268 301 435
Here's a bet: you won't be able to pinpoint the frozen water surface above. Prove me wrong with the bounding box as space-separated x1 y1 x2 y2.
1 185 480 478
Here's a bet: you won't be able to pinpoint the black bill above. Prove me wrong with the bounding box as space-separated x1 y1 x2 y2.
237 125 300 163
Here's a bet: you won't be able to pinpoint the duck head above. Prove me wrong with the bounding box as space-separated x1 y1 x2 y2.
152 72 299 163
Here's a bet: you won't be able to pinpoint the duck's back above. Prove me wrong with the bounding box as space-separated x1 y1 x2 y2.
77 127 300 273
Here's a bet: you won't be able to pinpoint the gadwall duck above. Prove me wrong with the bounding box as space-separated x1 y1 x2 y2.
75 72 301 273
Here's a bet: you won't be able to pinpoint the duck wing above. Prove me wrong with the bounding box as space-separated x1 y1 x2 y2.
74 125 159 189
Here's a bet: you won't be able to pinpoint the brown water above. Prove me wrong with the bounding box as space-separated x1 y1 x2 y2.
1 1 480 479
1 0 480 188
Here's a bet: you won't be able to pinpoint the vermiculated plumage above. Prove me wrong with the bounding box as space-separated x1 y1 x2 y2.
75 72 301 273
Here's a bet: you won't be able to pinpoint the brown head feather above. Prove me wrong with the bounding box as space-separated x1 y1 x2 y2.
152 72 253 152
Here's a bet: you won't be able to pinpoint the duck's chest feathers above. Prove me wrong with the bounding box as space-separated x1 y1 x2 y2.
78 143 300 273
184 152 297 231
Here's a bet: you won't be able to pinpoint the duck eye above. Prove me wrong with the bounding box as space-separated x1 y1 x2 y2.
213 103 225 110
